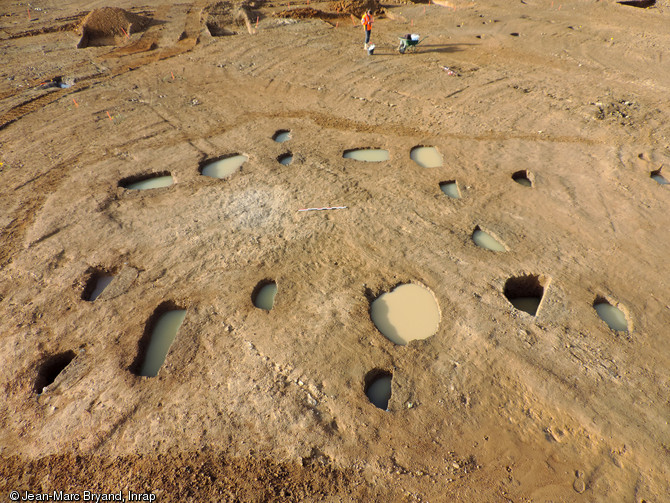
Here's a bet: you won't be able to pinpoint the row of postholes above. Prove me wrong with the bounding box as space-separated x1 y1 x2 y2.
117 129 669 192
35 129 655 410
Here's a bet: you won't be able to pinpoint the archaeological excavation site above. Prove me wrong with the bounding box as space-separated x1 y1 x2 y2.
0 0 668 501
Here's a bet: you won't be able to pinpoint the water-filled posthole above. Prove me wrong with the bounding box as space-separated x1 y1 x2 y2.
277 153 293 165
200 154 248 179
370 283 440 345
440 181 461 199
273 130 291 142
504 274 548 316
364 369 392 410
472 226 506 252
82 270 114 301
253 280 277 311
343 148 389 162
34 351 76 393
410 146 443 168
120 172 173 190
134 304 187 377
512 170 533 187
593 297 629 332
651 168 668 185
618 0 656 8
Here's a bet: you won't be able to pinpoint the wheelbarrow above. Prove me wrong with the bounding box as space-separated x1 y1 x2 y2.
398 34 426 53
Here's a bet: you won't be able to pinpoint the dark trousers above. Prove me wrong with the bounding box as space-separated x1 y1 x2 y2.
365 29 371 45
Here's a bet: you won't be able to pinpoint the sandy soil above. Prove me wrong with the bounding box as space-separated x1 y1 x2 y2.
1 0 669 501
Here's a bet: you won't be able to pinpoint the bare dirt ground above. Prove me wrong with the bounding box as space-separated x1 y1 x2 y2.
1 0 669 501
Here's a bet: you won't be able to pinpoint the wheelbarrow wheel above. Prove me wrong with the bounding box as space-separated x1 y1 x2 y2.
398 43 405 54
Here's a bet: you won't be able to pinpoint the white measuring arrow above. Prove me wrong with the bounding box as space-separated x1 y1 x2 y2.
297 206 348 212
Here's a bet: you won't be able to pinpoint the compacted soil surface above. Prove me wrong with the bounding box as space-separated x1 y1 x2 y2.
1 0 669 501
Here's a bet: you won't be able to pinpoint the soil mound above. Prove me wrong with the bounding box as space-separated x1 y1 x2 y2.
203 1 259 36
202 1 237 36
331 0 381 16
272 7 338 20
77 7 150 48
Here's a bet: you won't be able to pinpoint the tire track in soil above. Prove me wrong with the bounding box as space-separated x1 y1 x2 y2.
0 90 71 131
4 15 84 41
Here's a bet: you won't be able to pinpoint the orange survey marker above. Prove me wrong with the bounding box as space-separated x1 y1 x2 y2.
72 98 79 107
106 111 113 122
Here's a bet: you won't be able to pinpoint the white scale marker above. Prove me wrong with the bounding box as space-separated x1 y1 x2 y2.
297 206 348 212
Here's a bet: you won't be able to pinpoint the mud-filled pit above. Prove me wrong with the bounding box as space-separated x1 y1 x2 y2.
34 351 76 394
650 169 668 185
439 181 461 198
593 297 629 332
370 283 440 346
82 270 114 301
512 170 533 187
503 274 548 316
472 226 506 252
277 153 293 165
410 146 443 168
135 307 187 378
343 148 389 162
120 173 174 190
200 154 248 179
273 130 291 142
253 280 278 311
364 369 392 410
618 0 656 8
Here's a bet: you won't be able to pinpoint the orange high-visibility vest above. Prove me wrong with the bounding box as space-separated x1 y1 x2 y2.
361 13 372 30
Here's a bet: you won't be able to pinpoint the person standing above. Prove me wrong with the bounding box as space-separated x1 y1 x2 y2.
361 9 373 50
